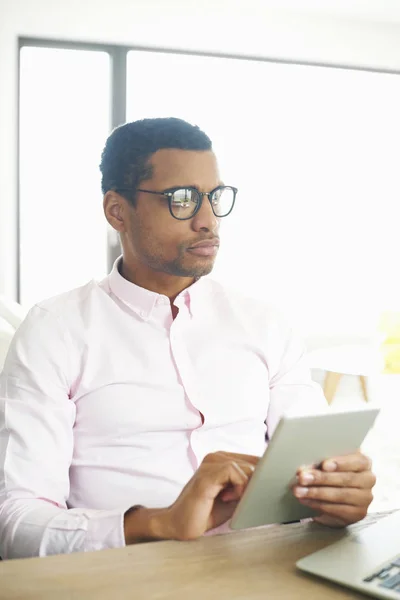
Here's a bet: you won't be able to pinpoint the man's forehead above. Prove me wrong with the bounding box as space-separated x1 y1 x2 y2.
146 148 220 185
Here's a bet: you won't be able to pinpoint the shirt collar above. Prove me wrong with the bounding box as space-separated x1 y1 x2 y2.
107 256 204 320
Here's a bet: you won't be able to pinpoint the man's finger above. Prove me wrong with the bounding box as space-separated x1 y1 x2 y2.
218 459 256 501
298 500 367 524
320 452 372 473
293 484 372 506
196 458 255 498
220 486 245 502
296 469 376 489
204 452 260 467
216 452 260 466
231 460 255 478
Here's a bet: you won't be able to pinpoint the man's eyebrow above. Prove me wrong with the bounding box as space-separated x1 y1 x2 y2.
164 182 225 190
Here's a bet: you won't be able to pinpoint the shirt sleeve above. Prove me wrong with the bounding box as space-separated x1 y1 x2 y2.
265 313 327 439
0 305 129 559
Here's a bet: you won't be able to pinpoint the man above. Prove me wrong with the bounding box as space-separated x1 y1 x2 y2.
0 118 375 559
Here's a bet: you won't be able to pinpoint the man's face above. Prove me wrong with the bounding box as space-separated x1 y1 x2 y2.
123 149 222 279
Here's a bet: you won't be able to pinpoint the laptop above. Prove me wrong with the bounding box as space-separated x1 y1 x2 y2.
297 511 400 598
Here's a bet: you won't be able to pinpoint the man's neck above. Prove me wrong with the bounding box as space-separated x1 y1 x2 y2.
119 259 196 304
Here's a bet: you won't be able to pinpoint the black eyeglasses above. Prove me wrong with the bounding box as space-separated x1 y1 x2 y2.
116 185 237 220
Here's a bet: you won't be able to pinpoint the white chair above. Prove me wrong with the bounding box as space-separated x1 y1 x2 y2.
0 295 26 372
305 333 385 404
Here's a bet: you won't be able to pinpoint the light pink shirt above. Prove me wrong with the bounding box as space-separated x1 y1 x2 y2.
0 259 325 559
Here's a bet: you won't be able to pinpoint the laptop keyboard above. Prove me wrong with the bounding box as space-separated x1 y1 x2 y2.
363 555 400 593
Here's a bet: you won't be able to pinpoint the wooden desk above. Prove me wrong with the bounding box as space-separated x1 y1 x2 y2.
0 513 389 600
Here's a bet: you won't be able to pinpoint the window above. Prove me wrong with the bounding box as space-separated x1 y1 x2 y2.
19 46 111 308
127 50 400 336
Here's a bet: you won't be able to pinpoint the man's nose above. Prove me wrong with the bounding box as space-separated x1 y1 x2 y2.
191 195 219 233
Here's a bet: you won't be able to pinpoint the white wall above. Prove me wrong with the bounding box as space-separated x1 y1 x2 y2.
1 0 400 298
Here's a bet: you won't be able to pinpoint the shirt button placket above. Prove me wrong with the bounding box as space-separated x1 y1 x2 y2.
169 311 204 467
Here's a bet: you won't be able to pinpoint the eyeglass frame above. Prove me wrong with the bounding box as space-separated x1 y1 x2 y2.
114 185 238 220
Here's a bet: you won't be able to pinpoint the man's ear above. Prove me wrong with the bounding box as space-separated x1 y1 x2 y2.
103 192 129 233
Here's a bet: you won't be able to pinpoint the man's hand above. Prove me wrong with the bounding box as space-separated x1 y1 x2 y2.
292 452 376 527
124 451 258 544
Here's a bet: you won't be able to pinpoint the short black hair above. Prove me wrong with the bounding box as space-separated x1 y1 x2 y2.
99 117 212 200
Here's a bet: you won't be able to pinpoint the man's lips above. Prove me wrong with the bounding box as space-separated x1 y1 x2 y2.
187 239 220 256
188 238 220 249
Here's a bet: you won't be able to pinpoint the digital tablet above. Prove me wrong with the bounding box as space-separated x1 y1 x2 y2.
230 407 379 530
